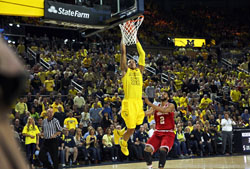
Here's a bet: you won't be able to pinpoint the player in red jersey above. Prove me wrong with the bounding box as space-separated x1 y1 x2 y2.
143 91 176 169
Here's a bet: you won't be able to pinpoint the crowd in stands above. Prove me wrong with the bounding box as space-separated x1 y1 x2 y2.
2 2 250 168
8 31 250 168
2 1 250 49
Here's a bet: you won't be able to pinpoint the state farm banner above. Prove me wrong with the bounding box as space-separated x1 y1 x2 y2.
44 0 111 25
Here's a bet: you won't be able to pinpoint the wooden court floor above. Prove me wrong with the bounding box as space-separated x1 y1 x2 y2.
76 155 250 169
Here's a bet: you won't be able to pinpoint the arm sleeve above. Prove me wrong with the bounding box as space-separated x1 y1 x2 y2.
221 119 226 126
136 42 145 66
22 126 27 134
86 135 90 144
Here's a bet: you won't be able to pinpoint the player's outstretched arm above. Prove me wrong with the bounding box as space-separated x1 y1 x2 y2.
136 38 145 73
145 107 154 116
144 97 175 114
120 40 128 77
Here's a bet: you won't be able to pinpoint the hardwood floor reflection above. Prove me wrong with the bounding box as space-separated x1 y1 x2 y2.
76 155 250 169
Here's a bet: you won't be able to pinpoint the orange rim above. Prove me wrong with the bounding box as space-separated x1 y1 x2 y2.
126 15 144 24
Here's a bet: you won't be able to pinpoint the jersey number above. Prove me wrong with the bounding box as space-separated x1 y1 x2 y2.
160 116 165 124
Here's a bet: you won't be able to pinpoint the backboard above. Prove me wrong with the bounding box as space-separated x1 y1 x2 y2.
43 0 144 37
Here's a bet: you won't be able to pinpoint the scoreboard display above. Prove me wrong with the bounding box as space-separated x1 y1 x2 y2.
242 132 250 153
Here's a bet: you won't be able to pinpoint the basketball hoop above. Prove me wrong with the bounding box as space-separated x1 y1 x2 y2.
119 15 144 46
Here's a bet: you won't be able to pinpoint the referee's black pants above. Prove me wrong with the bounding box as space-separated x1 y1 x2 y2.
39 138 59 169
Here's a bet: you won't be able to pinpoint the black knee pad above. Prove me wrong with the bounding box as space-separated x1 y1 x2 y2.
144 151 152 166
0 72 27 108
159 150 167 168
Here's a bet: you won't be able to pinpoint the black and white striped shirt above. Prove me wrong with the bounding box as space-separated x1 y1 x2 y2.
42 118 62 139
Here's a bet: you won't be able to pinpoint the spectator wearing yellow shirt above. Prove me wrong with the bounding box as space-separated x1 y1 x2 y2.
240 95 249 109
179 92 188 108
46 67 55 77
30 42 38 52
187 120 194 132
174 77 183 91
173 92 180 107
15 97 28 117
111 93 121 102
83 68 95 88
114 51 121 63
199 94 212 110
102 127 116 161
86 128 100 162
82 55 92 68
68 86 78 97
74 92 86 110
22 117 40 168
104 81 113 95
44 76 55 94
92 98 103 108
37 67 46 83
17 42 25 54
230 87 242 103
64 111 78 134
51 98 64 113
104 94 112 103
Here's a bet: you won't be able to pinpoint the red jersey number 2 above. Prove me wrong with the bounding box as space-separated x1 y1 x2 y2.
160 116 165 124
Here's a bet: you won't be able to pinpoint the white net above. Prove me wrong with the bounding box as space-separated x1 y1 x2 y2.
119 15 144 46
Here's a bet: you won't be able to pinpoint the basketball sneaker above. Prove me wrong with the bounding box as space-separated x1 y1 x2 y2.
114 128 125 145
119 139 129 156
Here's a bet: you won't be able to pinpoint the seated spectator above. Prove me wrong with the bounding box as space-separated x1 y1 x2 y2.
203 127 213 155
13 118 23 141
64 128 78 166
64 111 78 135
102 127 117 161
44 76 55 94
58 129 66 167
15 97 28 119
100 111 113 131
184 127 193 155
73 105 81 122
74 128 89 164
91 98 102 108
32 99 42 115
86 128 101 163
199 94 212 110
74 92 86 110
210 124 219 155
133 125 149 160
190 124 204 156
51 98 64 113
80 105 91 134
31 74 42 94
237 116 248 128
230 86 241 106
186 120 194 132
241 109 250 123
176 125 188 157
30 107 39 122
102 102 113 120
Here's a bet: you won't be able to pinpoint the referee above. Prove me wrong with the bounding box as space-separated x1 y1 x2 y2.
39 108 62 169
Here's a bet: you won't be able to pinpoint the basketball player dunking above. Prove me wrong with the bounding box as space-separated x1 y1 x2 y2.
144 92 176 169
116 37 145 156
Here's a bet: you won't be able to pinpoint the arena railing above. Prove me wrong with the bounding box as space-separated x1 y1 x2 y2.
161 72 175 82
27 47 82 92
27 47 50 69
221 58 249 75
